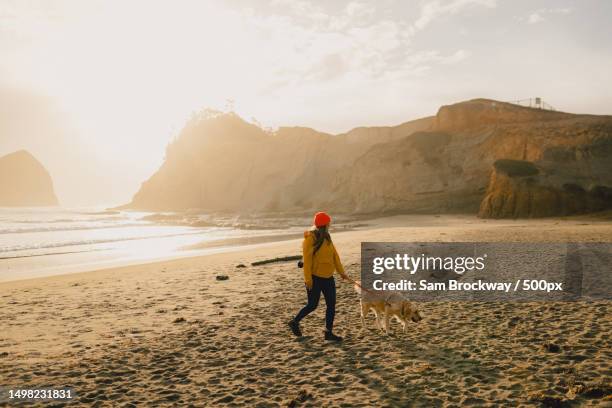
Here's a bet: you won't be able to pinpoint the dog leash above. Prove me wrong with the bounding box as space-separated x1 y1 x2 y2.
344 275 377 295
344 275 393 306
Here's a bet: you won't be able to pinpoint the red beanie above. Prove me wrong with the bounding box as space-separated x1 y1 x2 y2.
313 211 331 227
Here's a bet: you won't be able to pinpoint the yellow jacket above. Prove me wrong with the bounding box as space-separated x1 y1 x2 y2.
302 231 345 287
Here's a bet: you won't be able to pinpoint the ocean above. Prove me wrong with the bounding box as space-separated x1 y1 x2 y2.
0 207 300 282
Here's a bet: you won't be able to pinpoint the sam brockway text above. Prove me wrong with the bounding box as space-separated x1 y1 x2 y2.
373 279 564 293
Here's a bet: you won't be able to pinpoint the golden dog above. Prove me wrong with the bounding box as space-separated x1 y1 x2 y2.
354 280 422 334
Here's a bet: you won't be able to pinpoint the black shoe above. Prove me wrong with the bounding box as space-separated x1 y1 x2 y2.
324 331 343 342
288 320 302 337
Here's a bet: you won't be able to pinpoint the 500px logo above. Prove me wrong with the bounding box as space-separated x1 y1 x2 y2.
521 280 563 292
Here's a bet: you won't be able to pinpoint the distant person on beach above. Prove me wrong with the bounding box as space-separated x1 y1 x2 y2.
288 212 348 342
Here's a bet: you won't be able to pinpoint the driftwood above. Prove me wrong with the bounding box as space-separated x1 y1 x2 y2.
251 255 302 266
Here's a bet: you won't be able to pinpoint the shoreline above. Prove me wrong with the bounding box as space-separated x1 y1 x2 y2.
0 228 311 283
0 233 305 284
3 213 612 285
3 213 611 287
0 208 371 283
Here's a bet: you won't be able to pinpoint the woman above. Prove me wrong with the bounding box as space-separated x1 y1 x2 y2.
288 211 348 341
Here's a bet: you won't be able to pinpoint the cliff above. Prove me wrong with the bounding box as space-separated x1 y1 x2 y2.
478 147 612 218
0 150 59 206
336 99 612 216
123 100 612 217
123 111 433 212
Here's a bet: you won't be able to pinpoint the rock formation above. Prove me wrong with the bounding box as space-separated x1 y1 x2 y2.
123 100 612 218
0 150 59 206
479 148 612 218
123 110 433 212
339 99 612 216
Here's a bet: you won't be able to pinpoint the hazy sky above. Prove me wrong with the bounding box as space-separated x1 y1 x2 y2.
1 0 611 206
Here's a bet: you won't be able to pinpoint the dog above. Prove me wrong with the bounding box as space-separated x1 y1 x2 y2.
354 280 422 334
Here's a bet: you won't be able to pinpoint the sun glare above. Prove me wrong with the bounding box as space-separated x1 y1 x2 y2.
11 1 270 173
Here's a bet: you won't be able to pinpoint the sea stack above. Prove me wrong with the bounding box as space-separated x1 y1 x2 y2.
0 150 59 206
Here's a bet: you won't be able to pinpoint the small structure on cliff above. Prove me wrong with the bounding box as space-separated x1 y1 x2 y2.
506 97 556 111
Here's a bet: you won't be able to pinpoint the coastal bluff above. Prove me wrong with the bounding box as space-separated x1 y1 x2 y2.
0 150 58 207
122 99 612 218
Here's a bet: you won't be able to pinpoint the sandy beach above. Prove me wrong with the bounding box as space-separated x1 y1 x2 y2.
1 215 611 407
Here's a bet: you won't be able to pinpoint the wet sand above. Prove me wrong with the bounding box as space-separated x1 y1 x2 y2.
1 215 611 406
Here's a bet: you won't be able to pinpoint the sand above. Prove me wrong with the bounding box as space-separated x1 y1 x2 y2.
1 215 611 407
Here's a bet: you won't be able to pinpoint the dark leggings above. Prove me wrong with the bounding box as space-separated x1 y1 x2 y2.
294 275 336 332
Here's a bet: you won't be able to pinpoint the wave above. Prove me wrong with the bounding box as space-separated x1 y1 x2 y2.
0 230 208 254
0 248 105 260
77 210 121 215
12 215 123 224
0 222 151 235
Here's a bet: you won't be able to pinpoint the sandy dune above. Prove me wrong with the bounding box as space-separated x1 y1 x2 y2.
1 215 611 407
